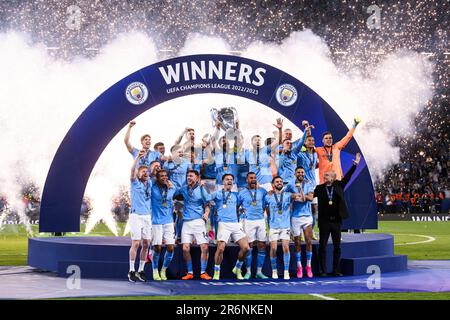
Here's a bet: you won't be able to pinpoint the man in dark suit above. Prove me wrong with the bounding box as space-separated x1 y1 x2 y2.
314 153 361 277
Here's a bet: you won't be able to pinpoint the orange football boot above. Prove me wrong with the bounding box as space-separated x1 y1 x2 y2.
200 272 212 280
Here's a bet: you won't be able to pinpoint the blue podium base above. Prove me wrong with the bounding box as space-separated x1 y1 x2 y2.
28 233 406 279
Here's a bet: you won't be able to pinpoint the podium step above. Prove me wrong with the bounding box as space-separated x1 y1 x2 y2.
341 255 408 275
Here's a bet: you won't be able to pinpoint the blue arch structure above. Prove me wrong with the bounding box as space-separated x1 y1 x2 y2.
39 54 377 232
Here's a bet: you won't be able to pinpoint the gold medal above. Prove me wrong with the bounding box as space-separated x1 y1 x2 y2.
163 202 167 208
223 204 227 209
326 186 334 206
252 201 257 206
278 209 282 214
223 165 228 171
256 165 260 170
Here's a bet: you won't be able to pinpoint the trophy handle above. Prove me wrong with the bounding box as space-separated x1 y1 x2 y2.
230 107 239 124
210 108 219 128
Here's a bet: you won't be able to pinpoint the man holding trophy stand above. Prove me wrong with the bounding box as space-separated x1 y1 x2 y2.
210 107 245 192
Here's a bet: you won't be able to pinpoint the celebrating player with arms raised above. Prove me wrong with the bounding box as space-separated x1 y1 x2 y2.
211 121 244 192
275 120 306 186
297 121 319 239
124 121 164 167
244 118 283 191
316 118 361 184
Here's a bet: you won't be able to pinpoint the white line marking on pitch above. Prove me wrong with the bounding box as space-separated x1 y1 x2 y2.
391 234 436 246
309 293 338 300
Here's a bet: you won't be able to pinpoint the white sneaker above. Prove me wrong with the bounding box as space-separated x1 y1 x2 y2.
272 271 278 279
284 270 290 280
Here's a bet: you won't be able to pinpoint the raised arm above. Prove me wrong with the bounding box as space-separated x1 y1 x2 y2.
210 121 221 152
302 120 313 136
124 121 136 153
335 118 360 150
292 123 314 154
174 127 188 146
202 142 215 165
232 119 245 153
270 118 283 152
130 149 145 180
291 120 309 150
341 153 361 187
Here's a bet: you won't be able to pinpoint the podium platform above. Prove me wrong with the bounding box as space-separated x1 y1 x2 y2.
28 233 407 279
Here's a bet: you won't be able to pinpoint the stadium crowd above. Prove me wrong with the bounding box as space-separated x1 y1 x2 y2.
374 96 449 214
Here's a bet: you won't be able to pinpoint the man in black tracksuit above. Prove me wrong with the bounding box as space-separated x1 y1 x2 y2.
314 153 361 277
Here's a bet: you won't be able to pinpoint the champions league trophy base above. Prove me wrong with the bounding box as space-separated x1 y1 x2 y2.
28 234 407 279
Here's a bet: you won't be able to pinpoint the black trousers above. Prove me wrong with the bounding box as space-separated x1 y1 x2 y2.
318 220 342 273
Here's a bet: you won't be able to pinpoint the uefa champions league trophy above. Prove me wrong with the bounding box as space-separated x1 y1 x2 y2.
210 107 239 137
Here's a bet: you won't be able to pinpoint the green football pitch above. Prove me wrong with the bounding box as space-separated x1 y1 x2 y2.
1 221 449 300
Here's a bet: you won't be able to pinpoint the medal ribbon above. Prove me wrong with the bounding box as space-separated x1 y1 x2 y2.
222 189 232 207
248 187 257 205
159 185 167 206
222 145 227 169
326 186 334 203
308 151 315 170
256 146 260 169
190 145 195 168
273 191 284 213
143 181 150 201
325 146 333 162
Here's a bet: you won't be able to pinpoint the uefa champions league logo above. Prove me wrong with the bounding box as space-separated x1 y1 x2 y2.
125 82 148 105
276 83 298 107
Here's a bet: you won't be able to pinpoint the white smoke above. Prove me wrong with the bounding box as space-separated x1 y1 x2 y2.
0 30 434 233
242 31 434 179
0 31 158 233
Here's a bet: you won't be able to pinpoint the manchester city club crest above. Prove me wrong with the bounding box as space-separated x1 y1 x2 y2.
125 82 148 105
276 83 298 107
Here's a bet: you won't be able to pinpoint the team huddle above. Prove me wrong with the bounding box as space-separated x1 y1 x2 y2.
126 115 361 282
